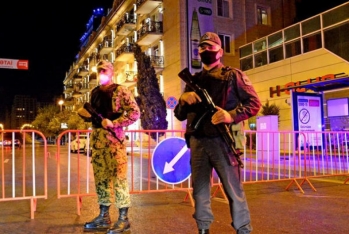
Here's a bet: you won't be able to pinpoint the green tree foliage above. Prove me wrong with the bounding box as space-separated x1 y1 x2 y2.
31 105 60 137
260 99 280 125
133 44 168 139
31 105 90 138
68 112 91 130
261 99 280 116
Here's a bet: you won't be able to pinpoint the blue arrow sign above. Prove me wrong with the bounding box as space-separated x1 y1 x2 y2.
151 137 191 184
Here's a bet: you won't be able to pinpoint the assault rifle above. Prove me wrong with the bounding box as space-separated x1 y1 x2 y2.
178 68 244 168
82 103 123 144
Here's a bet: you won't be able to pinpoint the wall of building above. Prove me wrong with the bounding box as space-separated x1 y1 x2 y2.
245 49 349 130
63 0 299 131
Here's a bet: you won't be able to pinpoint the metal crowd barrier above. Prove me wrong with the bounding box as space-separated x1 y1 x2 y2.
243 130 349 193
56 129 349 215
56 129 191 215
0 129 48 219
2 128 349 219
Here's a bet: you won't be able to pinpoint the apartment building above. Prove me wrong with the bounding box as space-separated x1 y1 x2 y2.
62 0 297 130
10 95 37 129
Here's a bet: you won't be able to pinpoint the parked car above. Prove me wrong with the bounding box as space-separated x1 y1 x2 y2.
2 140 12 146
84 146 92 156
0 139 20 148
70 135 88 153
12 139 21 148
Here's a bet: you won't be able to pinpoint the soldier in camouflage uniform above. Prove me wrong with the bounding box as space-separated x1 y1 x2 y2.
174 32 261 234
82 60 140 233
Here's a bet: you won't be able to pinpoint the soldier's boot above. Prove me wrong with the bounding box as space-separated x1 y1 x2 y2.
83 205 111 232
107 207 130 233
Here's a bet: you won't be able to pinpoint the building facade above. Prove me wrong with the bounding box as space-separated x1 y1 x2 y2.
10 95 37 129
62 0 298 130
240 2 349 131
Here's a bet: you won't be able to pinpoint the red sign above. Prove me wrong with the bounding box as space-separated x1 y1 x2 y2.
269 72 346 98
0 58 29 70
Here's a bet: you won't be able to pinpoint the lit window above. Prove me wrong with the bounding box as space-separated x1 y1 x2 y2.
218 34 232 54
217 0 230 18
257 6 269 25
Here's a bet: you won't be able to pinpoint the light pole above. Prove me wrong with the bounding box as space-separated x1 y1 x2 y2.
58 100 64 112
0 123 3 130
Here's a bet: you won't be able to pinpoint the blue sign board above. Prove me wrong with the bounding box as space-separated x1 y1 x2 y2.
151 137 191 184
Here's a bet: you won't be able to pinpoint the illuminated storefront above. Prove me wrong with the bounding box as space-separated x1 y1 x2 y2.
240 2 349 131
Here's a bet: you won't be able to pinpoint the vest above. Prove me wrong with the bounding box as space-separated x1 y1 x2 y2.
187 66 234 137
90 84 122 128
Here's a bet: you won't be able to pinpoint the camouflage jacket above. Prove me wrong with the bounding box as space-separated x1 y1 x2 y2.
91 84 140 148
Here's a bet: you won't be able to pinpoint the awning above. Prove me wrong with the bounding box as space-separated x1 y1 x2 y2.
286 76 349 92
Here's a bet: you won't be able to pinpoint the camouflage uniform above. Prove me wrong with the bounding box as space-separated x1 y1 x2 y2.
90 85 140 208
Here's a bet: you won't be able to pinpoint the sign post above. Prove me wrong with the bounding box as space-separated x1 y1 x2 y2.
166 96 178 130
292 91 324 150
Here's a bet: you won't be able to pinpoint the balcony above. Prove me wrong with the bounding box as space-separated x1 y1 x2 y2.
64 84 74 94
125 70 137 82
73 74 83 82
137 21 163 46
115 44 135 62
150 55 164 72
88 73 97 86
150 55 164 67
80 83 90 93
100 39 113 55
64 97 74 106
77 66 89 77
88 53 101 67
116 14 137 36
136 0 162 15
72 90 83 98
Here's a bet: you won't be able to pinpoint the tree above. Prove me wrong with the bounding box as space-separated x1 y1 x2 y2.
67 112 91 130
261 99 280 116
260 99 280 125
133 44 168 139
31 105 60 137
31 105 91 138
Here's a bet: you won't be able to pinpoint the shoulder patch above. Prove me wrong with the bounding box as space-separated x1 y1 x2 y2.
234 68 252 86
242 74 252 85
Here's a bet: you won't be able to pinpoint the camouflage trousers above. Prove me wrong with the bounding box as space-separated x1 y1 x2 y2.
91 144 131 208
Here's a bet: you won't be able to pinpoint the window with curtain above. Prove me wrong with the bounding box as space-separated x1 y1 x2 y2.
257 5 269 25
217 0 230 18
218 34 232 53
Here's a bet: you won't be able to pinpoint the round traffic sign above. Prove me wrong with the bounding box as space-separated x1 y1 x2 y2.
151 137 191 184
166 96 178 109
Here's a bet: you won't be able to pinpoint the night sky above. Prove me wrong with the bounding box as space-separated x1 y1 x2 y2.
0 0 347 123
0 0 113 122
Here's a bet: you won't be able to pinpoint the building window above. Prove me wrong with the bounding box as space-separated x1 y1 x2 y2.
217 0 230 18
218 34 232 53
257 5 269 25
303 33 322 53
285 40 301 58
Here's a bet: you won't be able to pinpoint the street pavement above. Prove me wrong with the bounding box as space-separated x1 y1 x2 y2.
0 176 348 234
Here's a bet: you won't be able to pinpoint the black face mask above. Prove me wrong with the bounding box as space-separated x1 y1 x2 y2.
200 50 219 65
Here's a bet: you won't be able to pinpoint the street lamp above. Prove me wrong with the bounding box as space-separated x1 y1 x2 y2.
58 100 64 112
